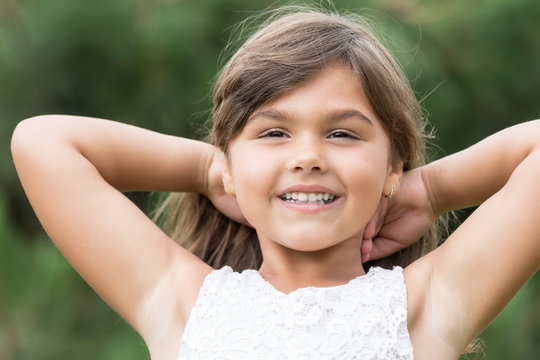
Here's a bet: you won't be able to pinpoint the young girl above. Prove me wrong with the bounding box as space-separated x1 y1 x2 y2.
11 7 540 360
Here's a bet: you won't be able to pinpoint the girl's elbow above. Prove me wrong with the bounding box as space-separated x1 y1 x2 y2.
11 115 58 161
12 118 35 160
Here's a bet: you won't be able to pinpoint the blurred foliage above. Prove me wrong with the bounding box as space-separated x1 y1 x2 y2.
1 0 539 359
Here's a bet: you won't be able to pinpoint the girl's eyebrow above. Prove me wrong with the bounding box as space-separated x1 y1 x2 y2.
328 109 374 127
248 109 374 126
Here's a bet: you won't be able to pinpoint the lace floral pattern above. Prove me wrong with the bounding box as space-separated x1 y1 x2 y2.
177 266 413 359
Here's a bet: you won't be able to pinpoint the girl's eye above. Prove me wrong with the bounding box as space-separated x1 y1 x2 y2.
261 129 287 138
328 130 358 139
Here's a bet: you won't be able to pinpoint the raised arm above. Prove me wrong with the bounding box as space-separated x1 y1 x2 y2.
11 115 219 355
405 120 540 357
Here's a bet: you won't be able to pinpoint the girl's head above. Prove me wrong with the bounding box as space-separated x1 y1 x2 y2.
162 7 439 271
221 62 402 255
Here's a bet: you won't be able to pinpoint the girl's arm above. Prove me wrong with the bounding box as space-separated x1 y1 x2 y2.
403 120 540 357
11 115 221 354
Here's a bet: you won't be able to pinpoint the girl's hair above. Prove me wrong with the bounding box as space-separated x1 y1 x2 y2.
155 6 445 272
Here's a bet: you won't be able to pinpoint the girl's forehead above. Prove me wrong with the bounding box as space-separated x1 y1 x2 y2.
248 64 380 127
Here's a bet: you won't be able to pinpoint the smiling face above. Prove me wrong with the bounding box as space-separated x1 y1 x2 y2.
223 63 401 256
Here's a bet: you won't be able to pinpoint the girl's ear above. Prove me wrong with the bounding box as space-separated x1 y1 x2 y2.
384 159 403 198
222 156 236 197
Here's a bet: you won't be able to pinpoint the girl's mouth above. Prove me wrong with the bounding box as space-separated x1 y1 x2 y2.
280 192 335 205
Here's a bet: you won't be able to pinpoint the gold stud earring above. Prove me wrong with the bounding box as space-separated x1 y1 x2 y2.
385 184 395 199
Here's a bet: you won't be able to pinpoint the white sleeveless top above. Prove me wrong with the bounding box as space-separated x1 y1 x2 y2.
177 266 413 359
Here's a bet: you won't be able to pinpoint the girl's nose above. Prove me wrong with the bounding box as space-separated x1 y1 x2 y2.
286 139 328 174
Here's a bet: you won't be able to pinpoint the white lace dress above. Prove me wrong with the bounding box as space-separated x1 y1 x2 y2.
177 266 413 359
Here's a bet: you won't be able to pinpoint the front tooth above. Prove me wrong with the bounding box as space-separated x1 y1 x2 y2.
316 194 323 201
292 192 298 200
323 193 330 201
297 193 308 202
286 192 292 199
308 193 317 202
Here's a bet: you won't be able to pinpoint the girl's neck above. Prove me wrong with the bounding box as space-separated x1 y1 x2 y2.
257 239 366 294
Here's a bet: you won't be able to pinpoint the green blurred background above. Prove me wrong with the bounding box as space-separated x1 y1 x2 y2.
1 0 539 359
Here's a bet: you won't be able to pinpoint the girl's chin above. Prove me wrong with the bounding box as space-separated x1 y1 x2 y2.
255 228 365 253
273 237 344 253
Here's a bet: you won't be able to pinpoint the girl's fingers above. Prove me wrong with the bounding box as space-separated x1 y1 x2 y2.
361 237 373 263
369 237 402 260
363 214 377 240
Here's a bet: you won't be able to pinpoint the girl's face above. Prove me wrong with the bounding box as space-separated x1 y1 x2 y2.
224 63 401 253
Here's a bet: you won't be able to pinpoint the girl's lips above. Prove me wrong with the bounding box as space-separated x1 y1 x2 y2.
277 195 340 213
279 184 337 197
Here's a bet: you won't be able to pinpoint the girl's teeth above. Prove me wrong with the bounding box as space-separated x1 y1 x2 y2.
282 192 335 204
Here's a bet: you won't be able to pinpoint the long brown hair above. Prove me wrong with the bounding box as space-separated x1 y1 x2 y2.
155 6 445 272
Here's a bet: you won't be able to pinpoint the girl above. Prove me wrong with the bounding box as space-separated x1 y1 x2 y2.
11 7 540 360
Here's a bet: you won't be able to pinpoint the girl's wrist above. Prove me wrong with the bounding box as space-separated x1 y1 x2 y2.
419 163 446 217
197 143 217 197
198 143 225 198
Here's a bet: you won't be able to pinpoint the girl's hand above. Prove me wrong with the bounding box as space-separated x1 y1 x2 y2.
362 167 437 262
205 150 249 226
